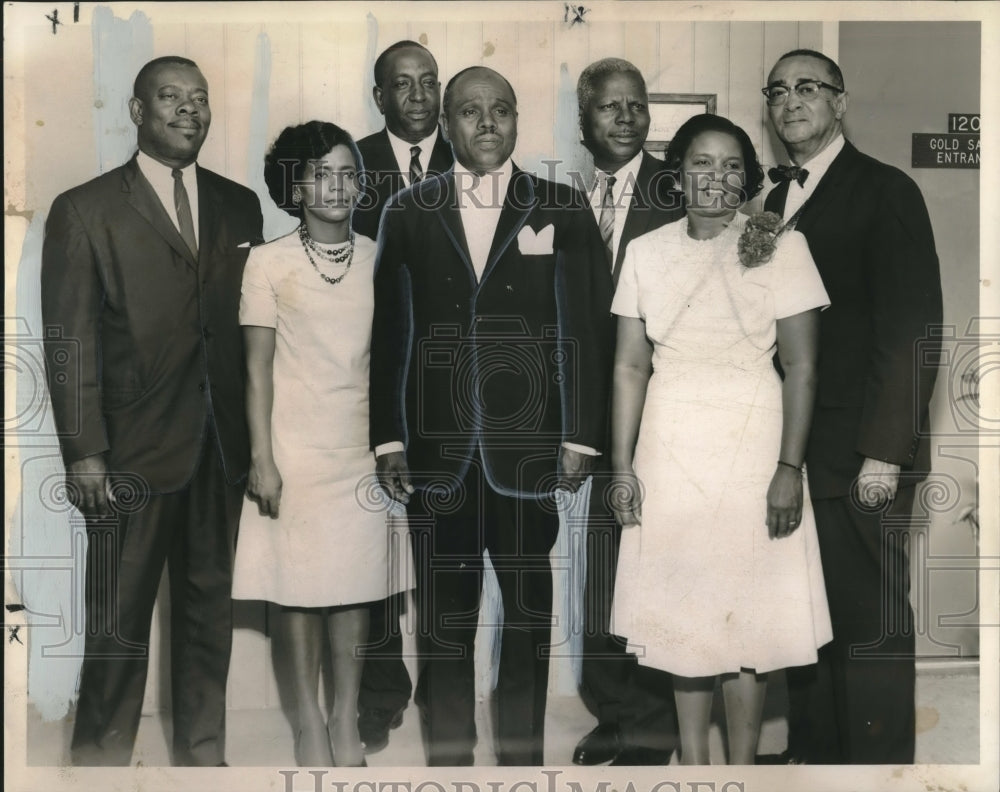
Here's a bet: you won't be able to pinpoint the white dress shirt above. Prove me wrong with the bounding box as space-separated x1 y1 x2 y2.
386 127 441 186
588 150 643 268
136 150 200 243
780 134 845 223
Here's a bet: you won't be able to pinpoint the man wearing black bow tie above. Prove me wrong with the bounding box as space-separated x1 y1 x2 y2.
762 49 942 765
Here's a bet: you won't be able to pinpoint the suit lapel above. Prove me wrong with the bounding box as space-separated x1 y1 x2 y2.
794 142 858 234
122 157 198 268
196 166 222 267
434 173 475 276
481 168 535 286
428 132 454 174
614 153 659 281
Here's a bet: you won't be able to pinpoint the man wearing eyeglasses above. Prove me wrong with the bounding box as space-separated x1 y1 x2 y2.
760 49 942 765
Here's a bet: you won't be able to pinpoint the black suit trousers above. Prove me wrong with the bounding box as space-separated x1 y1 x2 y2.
787 486 917 764
579 465 678 749
358 593 412 713
409 463 559 766
70 432 244 766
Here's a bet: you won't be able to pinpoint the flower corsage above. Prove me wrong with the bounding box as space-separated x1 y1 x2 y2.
737 211 785 269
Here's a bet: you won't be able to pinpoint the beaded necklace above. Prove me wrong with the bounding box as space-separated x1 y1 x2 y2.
298 224 355 285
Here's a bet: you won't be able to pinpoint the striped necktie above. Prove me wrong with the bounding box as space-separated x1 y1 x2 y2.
598 173 617 269
408 145 424 185
172 168 198 258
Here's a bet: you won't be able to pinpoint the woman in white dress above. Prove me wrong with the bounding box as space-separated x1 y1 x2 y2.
610 114 832 764
232 122 409 767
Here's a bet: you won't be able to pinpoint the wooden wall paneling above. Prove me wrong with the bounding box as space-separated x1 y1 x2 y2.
654 21 696 93
217 24 259 189
481 22 519 84
586 21 627 64
299 22 343 127
728 22 767 167
337 20 376 139
693 21 731 117
184 23 232 178
514 21 556 172
797 21 825 53
263 23 304 141
151 23 189 60
550 17 593 180
24 23 95 209
409 20 448 70
445 21 485 80
623 19 659 79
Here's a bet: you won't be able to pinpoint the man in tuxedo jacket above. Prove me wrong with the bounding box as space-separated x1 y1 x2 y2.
571 58 684 768
761 49 942 764
371 66 613 765
353 40 454 242
352 39 454 755
41 56 263 766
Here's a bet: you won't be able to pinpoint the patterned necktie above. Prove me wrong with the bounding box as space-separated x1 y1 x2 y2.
408 145 424 185
598 173 617 269
172 168 198 258
768 164 809 187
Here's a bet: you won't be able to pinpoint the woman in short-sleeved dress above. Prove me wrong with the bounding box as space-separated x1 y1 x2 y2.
232 122 409 768
609 114 832 764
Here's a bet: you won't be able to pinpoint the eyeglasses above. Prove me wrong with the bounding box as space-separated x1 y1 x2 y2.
761 80 844 106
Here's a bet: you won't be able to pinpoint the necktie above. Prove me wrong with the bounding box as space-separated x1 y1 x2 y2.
768 164 809 187
408 145 424 185
172 168 198 258
598 173 616 269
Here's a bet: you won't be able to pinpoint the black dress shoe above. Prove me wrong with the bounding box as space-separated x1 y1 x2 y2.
573 723 622 765
609 746 673 766
359 706 405 754
755 750 804 764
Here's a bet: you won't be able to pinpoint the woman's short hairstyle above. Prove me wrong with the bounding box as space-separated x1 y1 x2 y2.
263 121 363 219
663 113 765 203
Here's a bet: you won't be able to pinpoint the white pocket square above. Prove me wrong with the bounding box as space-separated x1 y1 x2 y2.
237 241 252 249
517 224 555 255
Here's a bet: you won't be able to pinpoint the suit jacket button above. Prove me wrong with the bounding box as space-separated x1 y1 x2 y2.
198 383 206 392
505 284 513 293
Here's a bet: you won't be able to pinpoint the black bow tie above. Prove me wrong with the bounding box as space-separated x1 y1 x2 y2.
768 164 809 187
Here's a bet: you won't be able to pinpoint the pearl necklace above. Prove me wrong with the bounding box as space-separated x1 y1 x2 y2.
299 225 354 285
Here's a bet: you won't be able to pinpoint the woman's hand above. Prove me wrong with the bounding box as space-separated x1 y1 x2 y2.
609 469 643 527
248 457 283 518
766 464 803 539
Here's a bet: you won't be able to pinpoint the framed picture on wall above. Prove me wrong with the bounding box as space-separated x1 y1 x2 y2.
644 93 718 157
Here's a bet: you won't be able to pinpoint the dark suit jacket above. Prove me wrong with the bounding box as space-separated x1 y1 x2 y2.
353 127 454 241
612 152 685 285
765 140 942 499
41 156 264 493
370 167 614 496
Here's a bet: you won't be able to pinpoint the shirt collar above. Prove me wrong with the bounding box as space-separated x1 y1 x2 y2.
453 158 514 208
136 149 197 179
792 133 844 185
592 150 644 193
385 126 440 173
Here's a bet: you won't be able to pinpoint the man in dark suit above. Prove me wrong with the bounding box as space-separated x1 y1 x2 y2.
371 66 613 765
353 40 454 242
571 57 684 767
761 49 942 764
353 39 454 755
41 56 263 766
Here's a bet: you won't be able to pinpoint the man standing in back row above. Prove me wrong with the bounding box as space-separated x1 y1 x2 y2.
761 48 942 764
352 39 454 755
572 57 684 768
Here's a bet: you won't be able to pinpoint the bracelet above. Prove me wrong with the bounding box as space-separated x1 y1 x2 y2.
777 460 804 473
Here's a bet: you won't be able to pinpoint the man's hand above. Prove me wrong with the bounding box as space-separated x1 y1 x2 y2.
854 457 901 508
376 451 414 505
557 447 595 494
66 454 113 517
